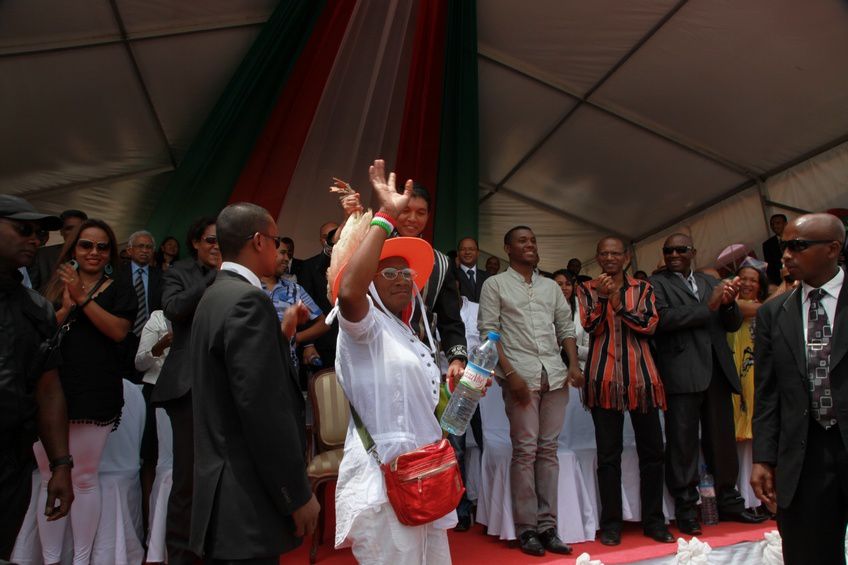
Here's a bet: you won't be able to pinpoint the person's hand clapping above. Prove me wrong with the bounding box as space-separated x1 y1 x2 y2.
368 159 412 220
57 262 87 305
722 276 740 305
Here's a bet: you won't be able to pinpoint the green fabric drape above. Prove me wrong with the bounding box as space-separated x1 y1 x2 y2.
434 0 479 252
146 0 325 245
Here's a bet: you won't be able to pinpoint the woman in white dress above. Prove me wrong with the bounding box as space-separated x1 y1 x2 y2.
553 269 590 369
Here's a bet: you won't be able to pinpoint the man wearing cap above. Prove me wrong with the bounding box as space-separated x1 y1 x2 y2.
0 195 74 559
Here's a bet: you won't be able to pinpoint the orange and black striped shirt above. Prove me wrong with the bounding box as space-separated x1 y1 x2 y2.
576 275 666 412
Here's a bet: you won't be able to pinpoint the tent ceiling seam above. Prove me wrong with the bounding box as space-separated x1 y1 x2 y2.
0 20 266 58
481 0 691 201
15 165 175 200
109 0 178 170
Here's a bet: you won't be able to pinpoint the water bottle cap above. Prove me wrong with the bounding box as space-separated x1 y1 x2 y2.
487 331 501 342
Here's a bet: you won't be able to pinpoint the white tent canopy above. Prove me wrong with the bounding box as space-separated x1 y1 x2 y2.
2 0 847 268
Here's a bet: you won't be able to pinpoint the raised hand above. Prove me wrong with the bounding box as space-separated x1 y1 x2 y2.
368 159 412 219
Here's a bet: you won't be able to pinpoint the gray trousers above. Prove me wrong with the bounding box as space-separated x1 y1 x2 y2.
502 376 569 535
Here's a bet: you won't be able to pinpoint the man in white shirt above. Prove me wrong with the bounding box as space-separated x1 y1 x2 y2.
478 225 583 557
752 213 847 565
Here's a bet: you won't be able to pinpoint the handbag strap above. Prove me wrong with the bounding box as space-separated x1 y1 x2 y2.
348 403 383 466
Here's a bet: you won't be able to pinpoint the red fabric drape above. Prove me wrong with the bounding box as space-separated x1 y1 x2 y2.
394 0 449 242
229 0 357 212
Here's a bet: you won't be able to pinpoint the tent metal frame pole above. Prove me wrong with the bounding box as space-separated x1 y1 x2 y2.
480 0 692 202
108 0 178 169
763 199 811 216
756 179 772 236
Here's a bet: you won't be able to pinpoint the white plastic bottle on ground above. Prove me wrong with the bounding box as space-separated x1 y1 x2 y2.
440 331 500 435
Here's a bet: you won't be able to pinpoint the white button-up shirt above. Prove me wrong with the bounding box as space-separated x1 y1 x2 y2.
334 296 455 548
801 267 843 341
134 310 171 385
478 267 576 390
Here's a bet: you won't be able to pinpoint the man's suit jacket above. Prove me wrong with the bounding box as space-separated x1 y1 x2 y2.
456 264 489 303
753 272 848 507
418 249 467 361
150 258 216 404
296 251 338 363
115 263 164 382
189 270 310 559
762 235 783 286
650 270 743 394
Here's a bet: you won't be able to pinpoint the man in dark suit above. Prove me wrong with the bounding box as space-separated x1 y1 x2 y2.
296 222 339 370
650 233 766 535
752 214 847 565
151 217 220 565
190 202 318 564
456 237 489 303
762 213 788 286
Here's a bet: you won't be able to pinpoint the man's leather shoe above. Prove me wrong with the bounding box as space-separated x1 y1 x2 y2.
677 518 702 535
719 508 769 524
538 528 573 555
518 531 545 557
454 515 471 532
599 529 621 546
644 527 675 543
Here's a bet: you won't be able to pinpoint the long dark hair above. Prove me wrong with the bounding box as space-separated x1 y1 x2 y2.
155 236 180 266
553 268 578 320
44 219 119 304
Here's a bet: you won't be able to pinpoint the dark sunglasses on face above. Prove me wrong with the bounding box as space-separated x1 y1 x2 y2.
202 235 218 245
780 239 835 253
246 233 281 249
1 219 48 240
662 245 693 255
77 239 111 252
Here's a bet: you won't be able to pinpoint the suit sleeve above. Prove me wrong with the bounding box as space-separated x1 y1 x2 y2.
162 266 215 323
223 292 311 515
435 265 468 362
720 301 744 332
752 303 779 465
651 276 711 331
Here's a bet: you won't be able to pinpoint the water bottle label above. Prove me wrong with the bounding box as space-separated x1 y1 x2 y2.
459 362 490 391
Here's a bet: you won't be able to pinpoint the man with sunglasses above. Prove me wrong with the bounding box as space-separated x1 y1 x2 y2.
650 234 766 535
0 195 74 560
752 213 848 564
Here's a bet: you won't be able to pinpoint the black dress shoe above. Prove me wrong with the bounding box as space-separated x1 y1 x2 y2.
644 527 675 543
538 528 572 555
518 531 545 557
454 515 471 532
719 508 769 524
599 529 621 546
677 518 702 535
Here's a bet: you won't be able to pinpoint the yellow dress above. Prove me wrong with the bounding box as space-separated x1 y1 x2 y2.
728 308 756 441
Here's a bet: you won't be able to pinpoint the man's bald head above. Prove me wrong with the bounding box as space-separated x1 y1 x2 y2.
792 213 845 244
782 213 845 287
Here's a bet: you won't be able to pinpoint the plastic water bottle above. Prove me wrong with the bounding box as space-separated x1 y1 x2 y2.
440 331 500 435
698 467 719 525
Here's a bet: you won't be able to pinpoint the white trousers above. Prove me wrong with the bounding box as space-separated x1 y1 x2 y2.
348 503 451 565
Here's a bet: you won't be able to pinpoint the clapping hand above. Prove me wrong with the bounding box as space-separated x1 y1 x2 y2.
368 159 412 219
57 262 86 304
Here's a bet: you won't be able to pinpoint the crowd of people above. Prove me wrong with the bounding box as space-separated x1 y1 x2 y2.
1 161 846 565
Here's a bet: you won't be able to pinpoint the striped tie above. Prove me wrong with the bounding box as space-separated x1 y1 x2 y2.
133 268 148 336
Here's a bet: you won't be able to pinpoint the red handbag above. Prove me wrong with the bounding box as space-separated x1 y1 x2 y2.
351 406 465 526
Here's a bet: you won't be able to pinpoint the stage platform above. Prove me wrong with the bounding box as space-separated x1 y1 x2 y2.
297 520 780 564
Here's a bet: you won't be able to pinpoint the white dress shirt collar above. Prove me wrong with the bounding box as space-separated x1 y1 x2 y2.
802 267 844 302
220 261 263 290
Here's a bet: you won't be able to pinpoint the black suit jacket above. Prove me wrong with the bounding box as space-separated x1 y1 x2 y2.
115 263 164 382
189 270 309 559
418 249 467 361
296 252 338 363
762 235 783 286
753 271 848 507
456 264 489 303
650 270 743 394
150 258 216 403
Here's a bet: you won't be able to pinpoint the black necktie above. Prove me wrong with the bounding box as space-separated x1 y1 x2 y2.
467 268 475 285
807 288 835 428
133 268 148 337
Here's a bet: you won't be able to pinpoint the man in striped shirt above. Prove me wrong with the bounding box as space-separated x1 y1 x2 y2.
576 236 672 546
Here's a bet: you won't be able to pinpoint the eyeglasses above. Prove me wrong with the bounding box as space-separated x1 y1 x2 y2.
246 232 281 249
662 245 693 255
77 239 111 252
202 235 218 245
379 267 416 281
0 218 48 240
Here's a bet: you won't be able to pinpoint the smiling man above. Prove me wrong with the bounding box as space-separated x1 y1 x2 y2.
478 225 583 557
650 233 766 535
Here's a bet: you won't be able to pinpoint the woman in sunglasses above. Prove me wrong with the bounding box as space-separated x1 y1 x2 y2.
39 219 137 564
330 160 455 563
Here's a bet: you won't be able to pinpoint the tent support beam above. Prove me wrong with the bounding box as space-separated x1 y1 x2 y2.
109 0 178 169
16 165 175 200
763 199 811 216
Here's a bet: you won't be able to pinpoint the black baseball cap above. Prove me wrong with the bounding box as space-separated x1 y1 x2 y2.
0 195 62 230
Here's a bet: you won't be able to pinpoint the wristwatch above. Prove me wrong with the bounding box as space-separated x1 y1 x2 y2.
49 454 74 471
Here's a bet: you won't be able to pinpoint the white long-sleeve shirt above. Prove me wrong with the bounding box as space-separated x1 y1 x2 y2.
134 310 171 385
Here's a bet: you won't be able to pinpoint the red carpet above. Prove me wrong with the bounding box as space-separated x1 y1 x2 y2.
291 517 776 564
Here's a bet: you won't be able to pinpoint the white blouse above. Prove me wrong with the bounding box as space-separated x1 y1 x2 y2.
334 296 456 548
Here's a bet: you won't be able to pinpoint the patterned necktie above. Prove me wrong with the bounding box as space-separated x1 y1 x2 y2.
687 273 699 297
806 288 835 428
133 268 148 337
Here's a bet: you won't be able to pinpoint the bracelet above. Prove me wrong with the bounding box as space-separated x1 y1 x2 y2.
49 454 74 472
504 369 516 378
370 215 395 236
